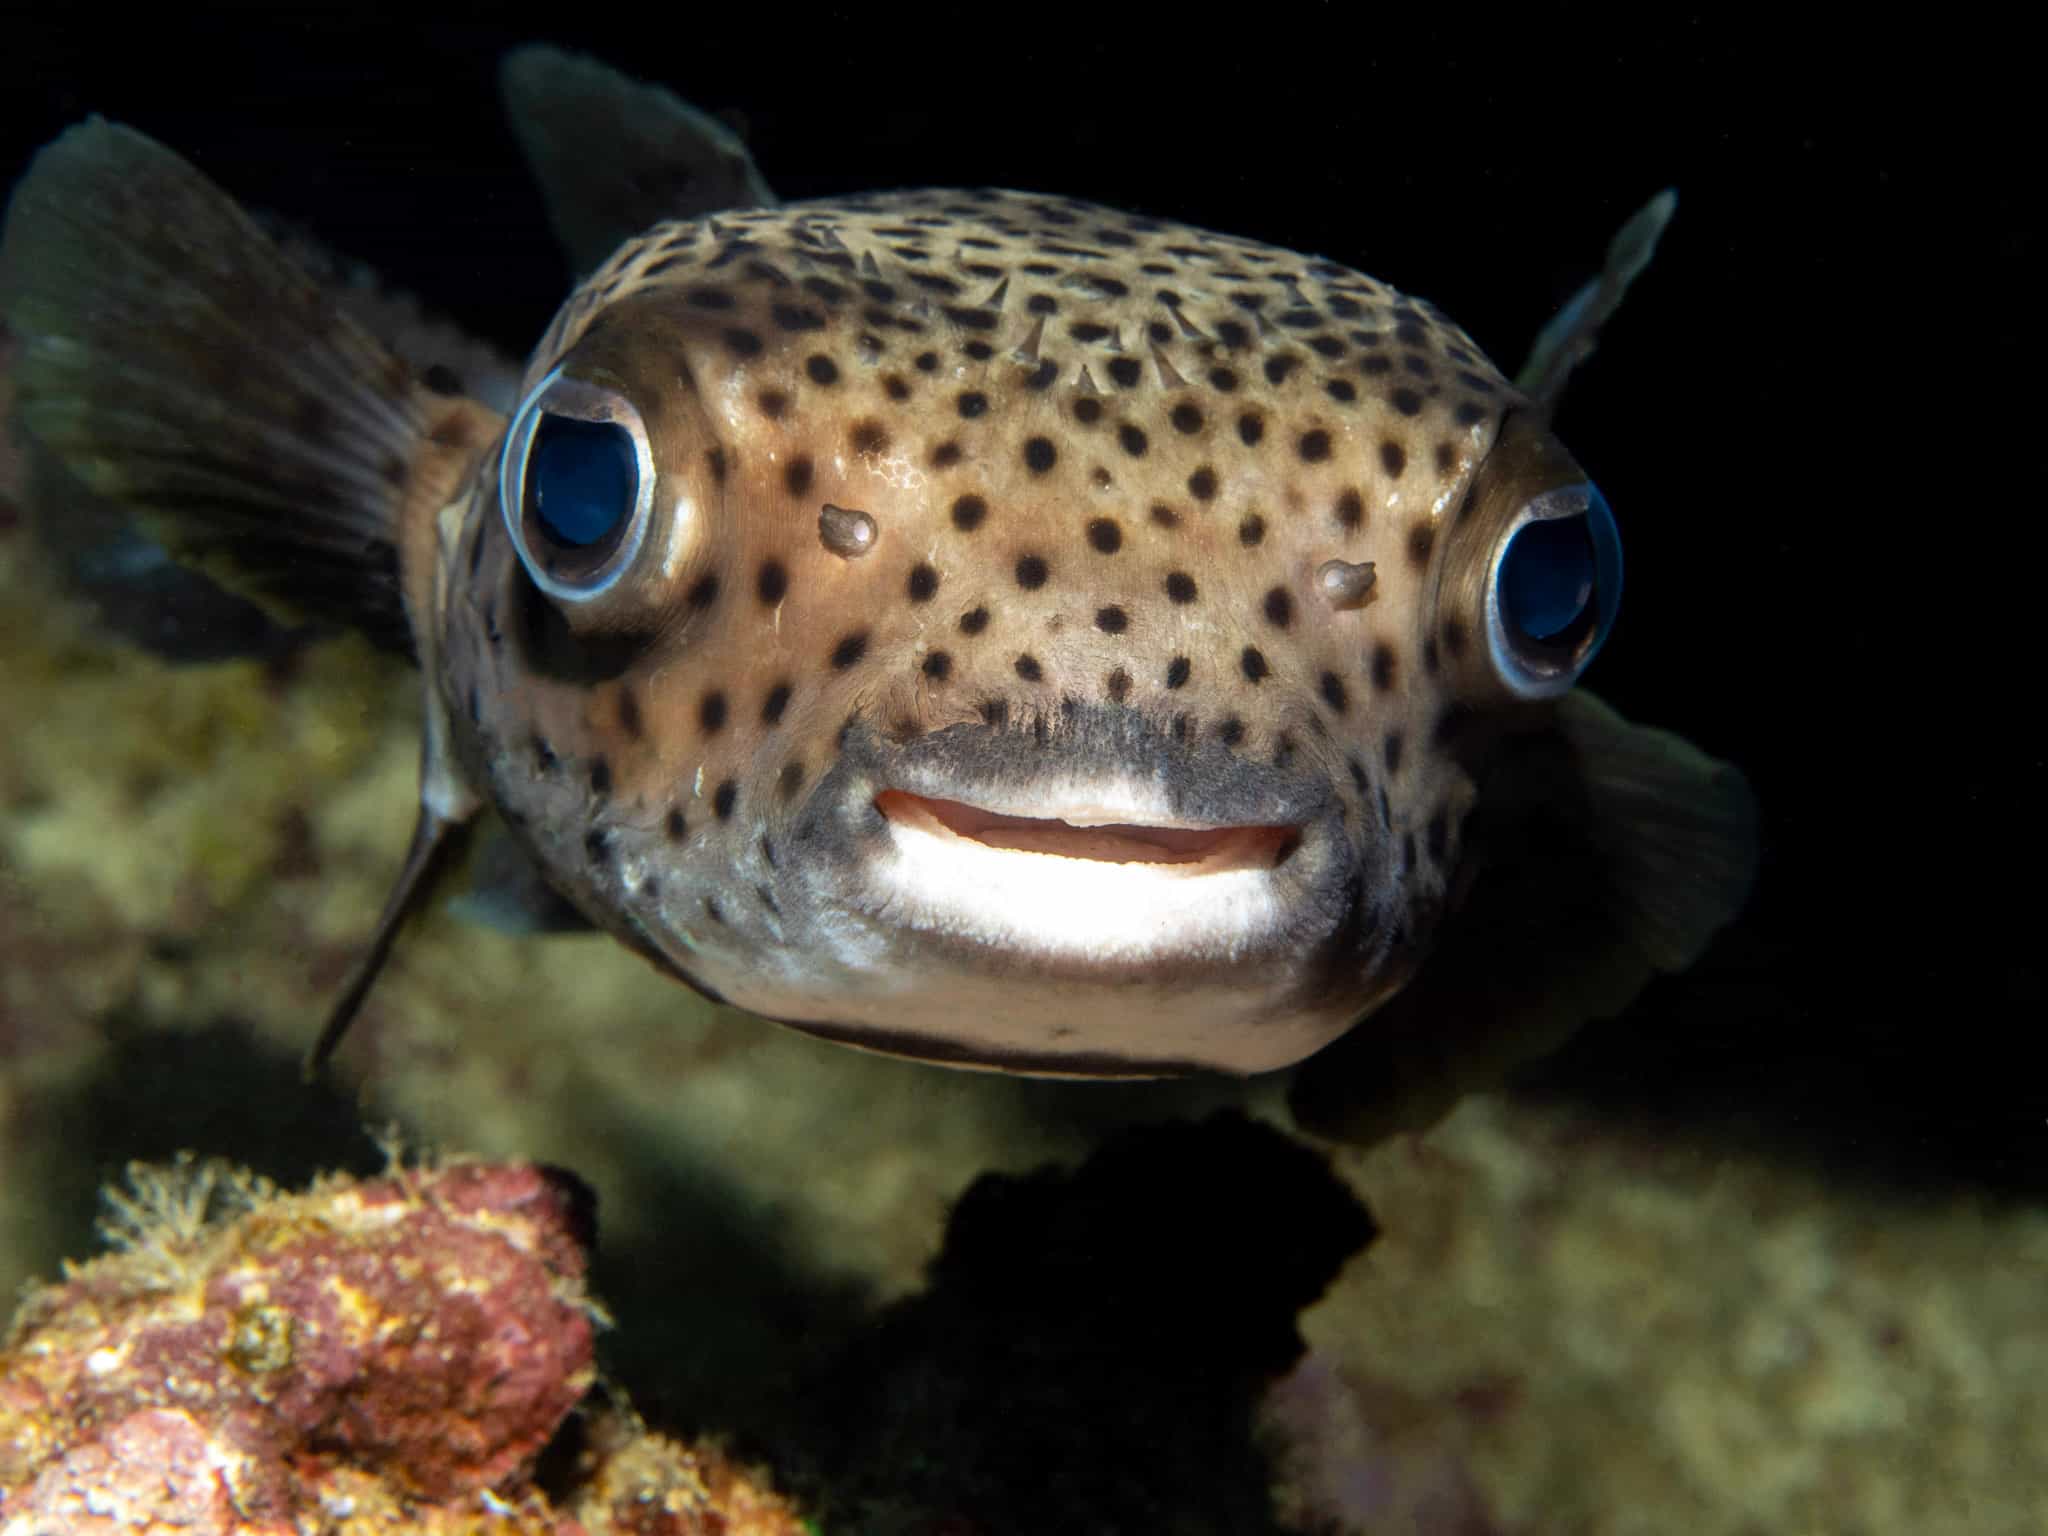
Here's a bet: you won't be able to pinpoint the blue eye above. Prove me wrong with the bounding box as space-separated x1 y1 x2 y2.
527 415 636 549
1486 483 1623 697
1501 516 1595 640
500 367 655 604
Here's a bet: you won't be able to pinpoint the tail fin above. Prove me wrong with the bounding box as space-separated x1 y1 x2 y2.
0 120 448 655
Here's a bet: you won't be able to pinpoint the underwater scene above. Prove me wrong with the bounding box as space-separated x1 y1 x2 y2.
0 12 2034 1534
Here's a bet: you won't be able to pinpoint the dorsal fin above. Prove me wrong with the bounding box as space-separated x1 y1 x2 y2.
499 44 779 277
1516 188 1677 418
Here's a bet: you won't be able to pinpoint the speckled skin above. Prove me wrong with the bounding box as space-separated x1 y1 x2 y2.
441 191 1580 1074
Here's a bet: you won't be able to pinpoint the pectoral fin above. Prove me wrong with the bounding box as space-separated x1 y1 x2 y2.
1290 692 1759 1144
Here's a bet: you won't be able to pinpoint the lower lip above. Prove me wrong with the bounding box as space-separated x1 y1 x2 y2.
874 790 1301 871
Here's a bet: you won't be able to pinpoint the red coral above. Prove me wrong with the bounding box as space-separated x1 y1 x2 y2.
0 1159 596 1525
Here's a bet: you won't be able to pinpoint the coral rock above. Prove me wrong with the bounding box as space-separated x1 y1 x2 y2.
0 1155 598 1530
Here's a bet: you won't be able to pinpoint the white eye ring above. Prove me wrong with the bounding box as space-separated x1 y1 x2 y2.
499 365 657 603
1481 481 1624 700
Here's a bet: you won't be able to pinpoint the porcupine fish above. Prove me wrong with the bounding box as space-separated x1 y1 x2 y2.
0 48 1756 1129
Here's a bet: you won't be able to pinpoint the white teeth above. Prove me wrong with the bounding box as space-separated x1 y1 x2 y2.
873 790 1293 964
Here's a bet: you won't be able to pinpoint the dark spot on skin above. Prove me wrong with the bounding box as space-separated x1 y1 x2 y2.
1023 436 1057 474
533 735 558 772
957 390 989 419
1443 616 1468 660
1027 294 1059 315
1391 387 1424 417
589 757 612 797
1298 429 1332 463
1075 398 1104 425
756 884 781 916
666 808 688 840
423 363 463 396
1407 523 1436 568
885 375 912 401
758 560 788 605
1015 553 1050 589
1435 441 1457 474
907 562 940 602
687 574 719 610
1383 731 1405 775
1241 647 1269 683
1026 359 1059 391
762 682 792 724
1108 357 1142 388
1165 571 1198 603
1263 587 1293 628
931 441 964 468
1238 514 1266 547
698 691 729 734
1118 423 1149 457
705 897 726 925
1107 667 1132 702
1171 402 1203 434
952 494 988 531
585 829 610 866
980 699 1010 728
1209 368 1239 392
1095 605 1128 634
1380 440 1407 477
705 447 728 483
1348 757 1369 792
1015 654 1043 681
1370 642 1397 692
1215 320 1251 350
923 650 953 679
831 631 870 669
1150 505 1180 529
617 688 643 739
1166 655 1191 688
714 780 738 820
1086 517 1123 553
850 420 889 454
916 351 940 371
1171 714 1192 742
758 389 790 420
779 762 805 801
1265 355 1300 384
1320 671 1348 713
807 354 840 386
1219 716 1246 747
1238 412 1265 446
687 287 734 310
786 458 814 496
1360 354 1393 377
960 606 990 634
724 328 763 357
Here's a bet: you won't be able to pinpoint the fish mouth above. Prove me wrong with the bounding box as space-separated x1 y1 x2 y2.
873 790 1301 872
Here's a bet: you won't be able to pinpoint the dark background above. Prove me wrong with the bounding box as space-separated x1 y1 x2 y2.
2 10 2036 1193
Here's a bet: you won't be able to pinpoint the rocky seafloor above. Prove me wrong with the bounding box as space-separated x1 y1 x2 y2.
2 342 2044 1532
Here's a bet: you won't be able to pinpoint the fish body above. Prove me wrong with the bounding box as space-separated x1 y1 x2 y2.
0 51 1756 1107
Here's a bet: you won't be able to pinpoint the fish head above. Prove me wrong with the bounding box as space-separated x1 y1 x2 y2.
435 193 1622 1076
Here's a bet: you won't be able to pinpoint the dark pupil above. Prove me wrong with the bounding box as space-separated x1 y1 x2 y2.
527 414 635 549
1501 517 1595 641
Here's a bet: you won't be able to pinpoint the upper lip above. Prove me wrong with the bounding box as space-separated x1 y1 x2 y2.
874 789 1302 870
